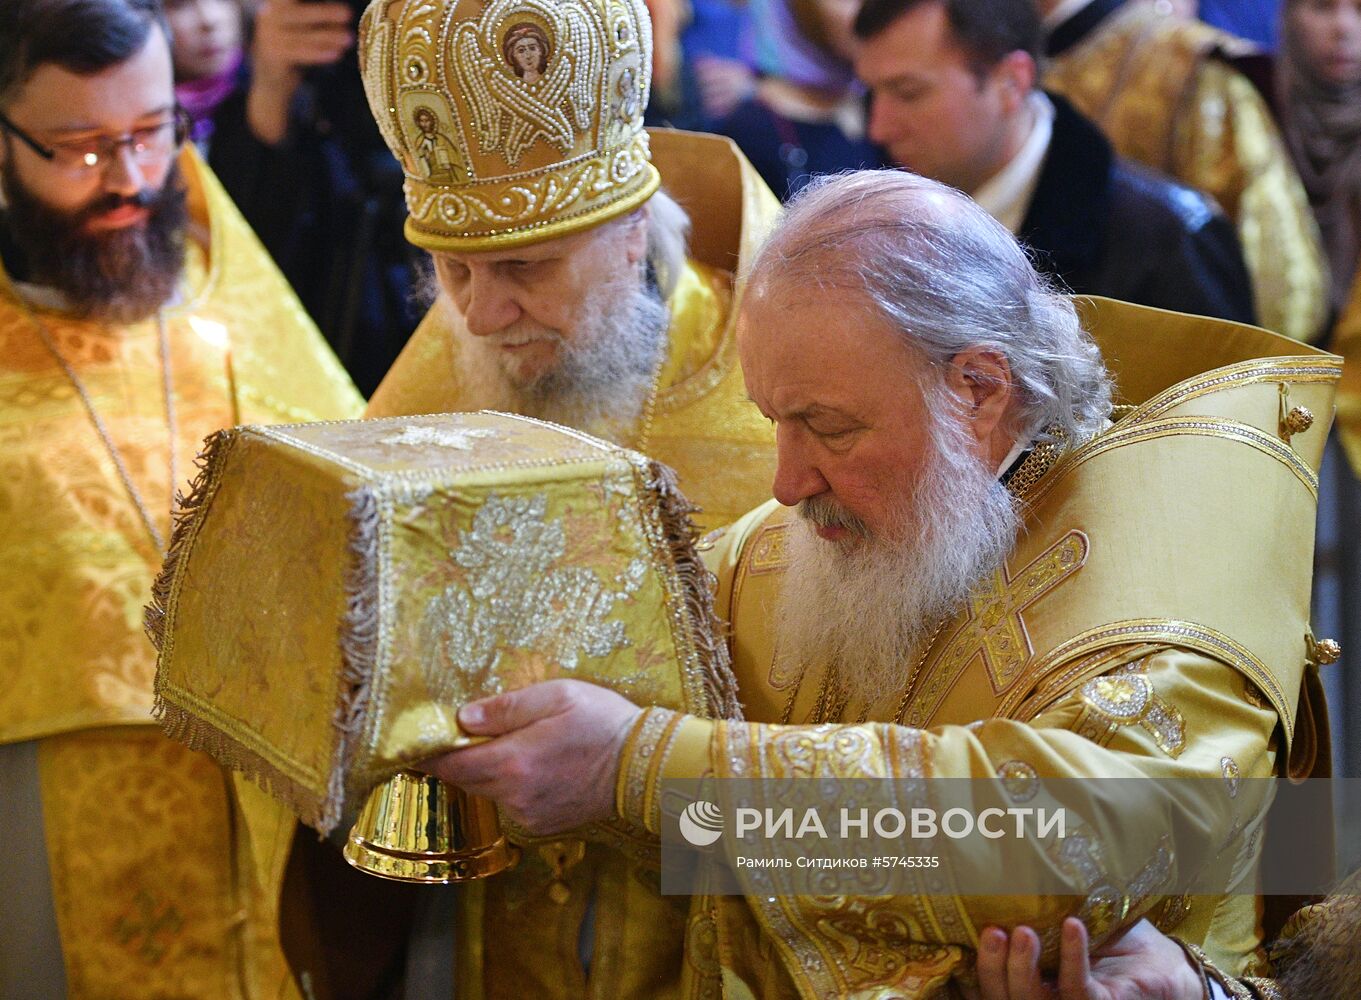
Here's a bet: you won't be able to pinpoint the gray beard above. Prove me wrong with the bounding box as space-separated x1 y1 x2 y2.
453 275 669 442
774 408 1021 707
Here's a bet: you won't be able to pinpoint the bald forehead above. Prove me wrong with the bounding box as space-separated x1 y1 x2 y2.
736 277 929 435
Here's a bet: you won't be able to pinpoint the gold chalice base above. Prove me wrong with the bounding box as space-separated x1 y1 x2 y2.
343 743 519 883
344 830 519 883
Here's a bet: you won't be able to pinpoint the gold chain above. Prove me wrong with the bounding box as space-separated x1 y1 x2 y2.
778 614 951 727
1003 425 1068 503
631 342 667 454
891 616 950 725
26 307 176 553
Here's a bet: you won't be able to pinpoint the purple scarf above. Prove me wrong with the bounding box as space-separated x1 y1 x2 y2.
175 49 244 148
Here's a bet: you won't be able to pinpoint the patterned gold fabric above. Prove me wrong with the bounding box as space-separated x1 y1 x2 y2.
150 412 740 833
1258 868 1361 997
266 130 775 1000
367 128 780 532
151 410 747 1000
618 298 1340 997
0 147 363 997
37 730 292 1000
358 0 661 251
1174 867 1361 998
1044 3 1329 344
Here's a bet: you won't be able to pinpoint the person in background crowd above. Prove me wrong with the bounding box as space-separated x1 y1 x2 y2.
655 0 754 129
1278 0 1361 824
164 0 246 151
0 0 361 995
1280 0 1361 320
1039 0 1329 344
205 0 422 396
710 0 887 199
855 0 1258 322
645 0 689 116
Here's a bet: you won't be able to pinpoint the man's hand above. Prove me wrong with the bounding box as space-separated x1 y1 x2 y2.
419 679 643 836
970 918 1206 1000
247 0 354 143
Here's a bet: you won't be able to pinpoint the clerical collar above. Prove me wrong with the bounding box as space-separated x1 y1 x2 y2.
995 437 1034 482
999 423 1071 500
1045 0 1125 58
972 92 1055 236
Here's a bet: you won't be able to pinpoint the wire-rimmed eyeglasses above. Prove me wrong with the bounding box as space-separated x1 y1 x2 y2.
0 106 190 174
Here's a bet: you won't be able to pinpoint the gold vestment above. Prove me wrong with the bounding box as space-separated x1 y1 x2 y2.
0 148 363 998
616 299 1338 998
255 130 779 1000
1044 3 1329 344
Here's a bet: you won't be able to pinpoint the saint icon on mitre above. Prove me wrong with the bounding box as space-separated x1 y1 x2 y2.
411 104 467 183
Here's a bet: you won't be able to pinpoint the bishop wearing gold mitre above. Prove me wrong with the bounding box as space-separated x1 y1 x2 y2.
1039 0 1330 345
360 0 780 534
0 0 362 995
403 171 1342 997
242 0 778 997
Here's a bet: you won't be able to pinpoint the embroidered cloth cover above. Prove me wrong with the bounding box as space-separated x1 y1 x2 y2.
147 411 737 833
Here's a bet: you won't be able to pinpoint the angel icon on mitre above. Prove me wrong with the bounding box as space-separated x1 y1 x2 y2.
503 22 550 85
453 0 601 166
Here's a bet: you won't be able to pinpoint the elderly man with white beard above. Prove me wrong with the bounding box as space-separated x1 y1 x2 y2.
262 3 783 998
360 0 780 536
421 168 1340 997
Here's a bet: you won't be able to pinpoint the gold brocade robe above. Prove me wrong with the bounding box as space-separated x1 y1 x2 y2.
267 130 780 1000
616 298 1338 998
1043 2 1329 344
0 148 363 998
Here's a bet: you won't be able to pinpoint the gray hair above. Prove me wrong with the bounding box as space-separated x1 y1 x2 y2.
747 170 1112 447
643 187 690 301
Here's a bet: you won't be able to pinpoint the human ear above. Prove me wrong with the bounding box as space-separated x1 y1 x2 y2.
945 348 1015 449
622 205 649 266
993 51 1036 114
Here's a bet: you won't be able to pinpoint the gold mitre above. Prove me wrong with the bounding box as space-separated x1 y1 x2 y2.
146 412 738 835
359 0 661 252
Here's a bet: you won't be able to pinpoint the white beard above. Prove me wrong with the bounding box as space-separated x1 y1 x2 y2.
774 407 1021 707
452 274 669 442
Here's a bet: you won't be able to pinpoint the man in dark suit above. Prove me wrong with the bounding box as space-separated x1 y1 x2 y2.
853 0 1257 325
